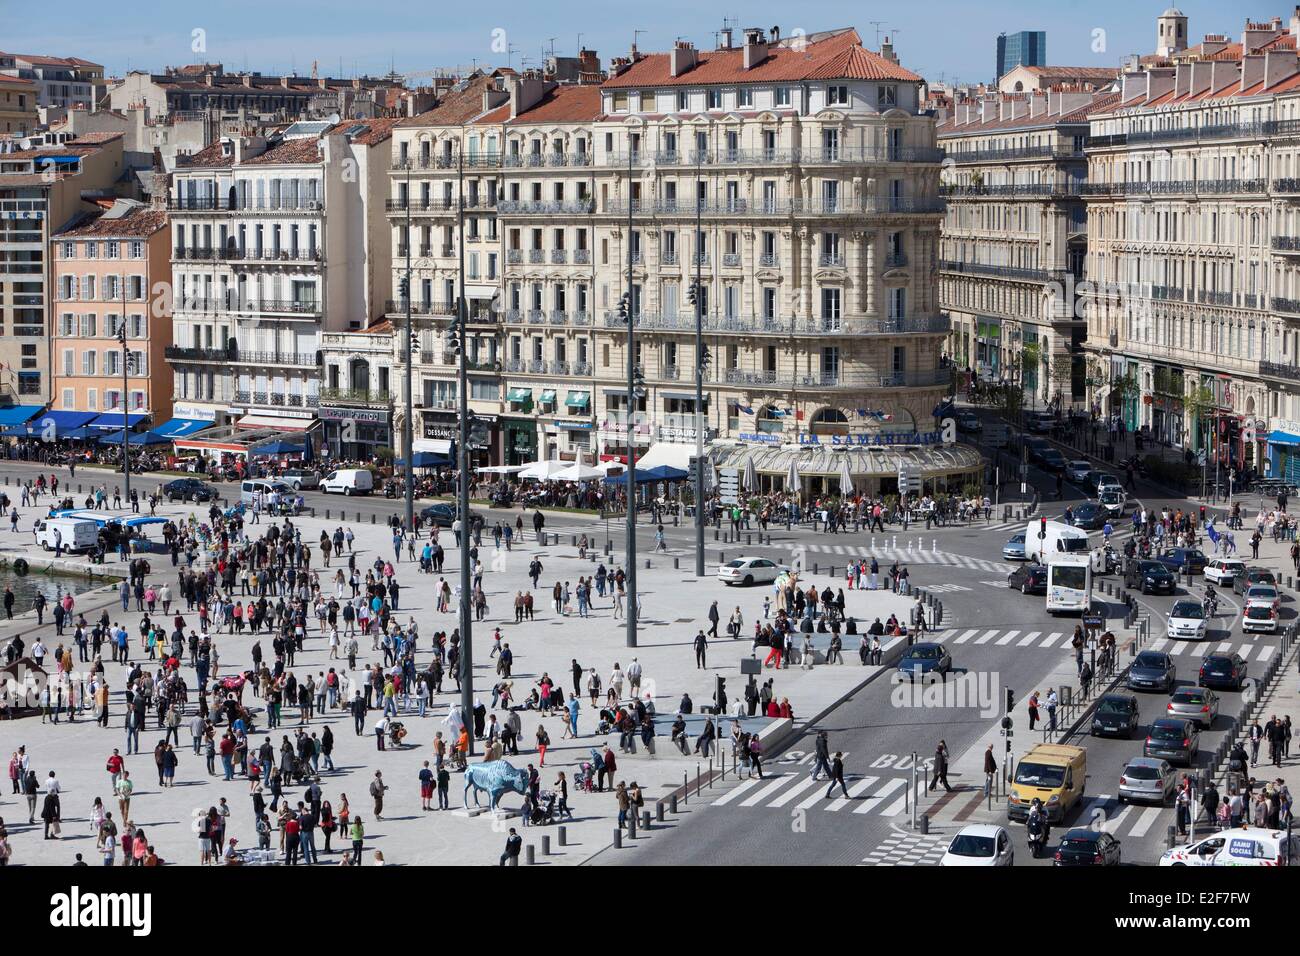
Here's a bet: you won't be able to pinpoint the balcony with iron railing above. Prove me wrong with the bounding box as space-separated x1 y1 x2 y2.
1260 361 1300 383
884 252 909 268
1151 285 1187 302
818 253 846 268
527 249 546 264
572 361 593 375
1274 297 1300 315
496 199 594 215
940 182 1086 198
603 145 944 168
233 350 319 367
723 367 951 389
601 312 948 336
1196 289 1233 306
1090 121 1268 150
938 259 1073 284
168 198 324 214
506 249 523 264
550 249 568 264
574 248 591 265
391 153 503 171
941 145 1084 164
319 386 392 405
721 253 741 267
549 360 571 375
659 364 680 380
662 250 679 266
1273 236 1300 253
759 254 779 268
172 246 322 264
605 196 944 217
385 299 456 316
164 345 233 363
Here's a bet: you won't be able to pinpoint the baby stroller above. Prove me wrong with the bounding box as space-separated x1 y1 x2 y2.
387 720 408 749
574 758 596 794
529 791 557 826
288 755 312 785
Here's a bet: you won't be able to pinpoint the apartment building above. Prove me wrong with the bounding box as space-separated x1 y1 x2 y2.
50 199 171 421
0 132 124 403
938 84 1117 405
166 119 394 439
0 52 104 110
0 76 37 134
1081 9 1300 479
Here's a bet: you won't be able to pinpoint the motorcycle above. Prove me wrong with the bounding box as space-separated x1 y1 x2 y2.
1026 812 1049 858
1101 545 1120 575
384 483 397 499
1203 590 1219 617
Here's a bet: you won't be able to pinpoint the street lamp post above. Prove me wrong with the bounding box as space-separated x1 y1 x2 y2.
694 149 705 577
625 144 638 648
117 293 130 504
403 165 415 533
455 145 475 751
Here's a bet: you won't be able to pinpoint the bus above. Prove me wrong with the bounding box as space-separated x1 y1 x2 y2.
1046 554 1093 615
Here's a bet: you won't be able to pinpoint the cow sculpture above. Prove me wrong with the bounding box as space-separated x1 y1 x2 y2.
463 760 529 811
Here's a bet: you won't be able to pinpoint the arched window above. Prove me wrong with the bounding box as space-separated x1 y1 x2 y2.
756 405 785 434
809 407 849 436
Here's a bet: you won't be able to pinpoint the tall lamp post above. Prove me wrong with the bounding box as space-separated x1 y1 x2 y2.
403 164 415 533
454 144 475 750
117 294 130 504
692 147 706 577
624 143 639 648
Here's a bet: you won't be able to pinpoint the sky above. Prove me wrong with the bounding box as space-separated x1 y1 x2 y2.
4 0 1281 88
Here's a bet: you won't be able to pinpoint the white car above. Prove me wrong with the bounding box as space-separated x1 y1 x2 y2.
717 556 788 586
1242 604 1279 634
1065 460 1092 483
939 824 1014 866
1204 558 1247 586
1244 585 1281 613
1095 474 1123 495
1098 488 1126 515
280 468 320 491
1165 600 1207 640
1160 827 1300 866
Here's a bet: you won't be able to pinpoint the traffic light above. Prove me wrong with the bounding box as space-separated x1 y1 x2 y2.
446 327 460 357
698 345 712 376
1006 687 1014 713
714 675 726 713
632 366 647 401
616 292 631 324
1039 516 1047 540
398 276 410 300
1001 716 1013 732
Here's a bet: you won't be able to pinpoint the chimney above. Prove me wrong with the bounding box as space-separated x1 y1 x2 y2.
1120 69 1147 104
881 36 897 64
1028 90 1048 118
1237 56 1261 91
670 41 697 77
510 76 553 119
1009 96 1028 120
1293 5 1300 38
280 76 291 89
770 25 781 43
720 27 733 49
743 29 769 69
1174 62 1192 97
242 73 253 88
204 72 215 87
1265 49 1299 89
1189 61 1213 96
1145 66 1175 102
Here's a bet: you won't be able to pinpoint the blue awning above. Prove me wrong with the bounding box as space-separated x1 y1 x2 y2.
60 426 101 440
149 418 215 440
88 411 149 430
1268 430 1300 447
1 410 99 438
128 431 173 446
396 452 449 468
0 405 45 427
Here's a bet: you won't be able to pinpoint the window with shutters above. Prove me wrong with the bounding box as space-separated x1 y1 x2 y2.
59 313 74 336
82 351 96 375
62 350 74 376
86 389 97 410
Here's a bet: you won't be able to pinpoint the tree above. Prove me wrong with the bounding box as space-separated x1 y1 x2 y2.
1184 384 1216 452
1047 352 1075 407
1020 341 1043 402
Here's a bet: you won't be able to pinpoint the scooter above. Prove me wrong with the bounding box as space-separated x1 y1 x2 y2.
1027 813 1048 858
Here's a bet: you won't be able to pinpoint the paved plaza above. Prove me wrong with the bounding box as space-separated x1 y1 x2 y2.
0 488 916 866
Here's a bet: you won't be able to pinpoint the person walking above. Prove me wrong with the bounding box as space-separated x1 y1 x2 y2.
824 751 849 799
928 740 953 792
809 731 832 782
693 630 708 669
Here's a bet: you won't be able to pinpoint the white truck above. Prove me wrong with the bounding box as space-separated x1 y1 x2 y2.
1046 554 1093 615
34 517 99 553
1024 519 1106 573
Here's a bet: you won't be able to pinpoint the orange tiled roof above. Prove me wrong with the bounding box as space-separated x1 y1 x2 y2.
176 141 231 168
1016 65 1121 81
474 104 510 125
54 207 168 239
506 84 602 125
601 29 919 88
242 135 322 165
399 74 502 127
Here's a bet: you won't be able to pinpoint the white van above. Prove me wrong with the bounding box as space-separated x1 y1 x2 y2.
1160 827 1300 866
320 468 374 496
1024 520 1105 573
240 479 292 505
34 517 99 553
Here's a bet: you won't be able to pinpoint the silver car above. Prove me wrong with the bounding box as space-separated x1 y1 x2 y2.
281 468 320 491
1166 686 1218 729
1118 757 1176 805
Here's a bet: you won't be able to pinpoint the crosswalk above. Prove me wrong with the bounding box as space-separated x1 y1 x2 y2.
922 583 973 594
921 627 1278 661
793 545 1014 574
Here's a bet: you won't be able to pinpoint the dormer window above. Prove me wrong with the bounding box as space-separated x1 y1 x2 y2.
878 84 897 107
612 92 629 112
677 91 689 111
738 87 753 108
827 85 849 106
707 89 722 110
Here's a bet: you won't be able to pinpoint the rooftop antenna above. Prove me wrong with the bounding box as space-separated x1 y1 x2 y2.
546 37 558 59
632 29 646 54
577 33 584 52
869 21 886 47
507 43 520 70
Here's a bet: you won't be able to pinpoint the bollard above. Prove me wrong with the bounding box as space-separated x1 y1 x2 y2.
356 512 362 523
814 563 819 575
920 813 929 835
674 557 679 569
1167 825 1177 849
525 844 535 865
642 809 652 831
558 825 567 846
371 513 376 524
719 551 725 564
326 509 331 520
673 515 679 527
656 801 665 822
713 529 719 541
541 834 550 856
670 793 678 813
645 558 651 569
628 814 637 839
936 601 943 625
747 534 752 546
310 507 316 518
613 828 623 849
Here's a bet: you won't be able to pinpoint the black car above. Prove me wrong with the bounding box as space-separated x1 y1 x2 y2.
1144 717 1200 766
1007 563 1049 595
1198 653 1247 691
1233 567 1278 595
1038 448 1068 472
1128 650 1176 693
1022 438 1050 463
1054 829 1122 866
1124 559 1176 595
163 478 218 502
1065 502 1106 531
1156 547 1207 576
1090 693 1140 738
419 502 479 527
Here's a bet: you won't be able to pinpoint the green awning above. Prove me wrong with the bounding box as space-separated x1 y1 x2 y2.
565 390 591 409
506 387 533 403
539 389 557 404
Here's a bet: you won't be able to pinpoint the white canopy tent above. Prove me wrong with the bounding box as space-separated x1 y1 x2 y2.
476 464 526 475
517 459 574 480
634 442 696 472
552 462 606 481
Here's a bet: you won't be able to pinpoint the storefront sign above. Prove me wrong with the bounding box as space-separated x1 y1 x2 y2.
318 406 388 424
171 404 219 422
797 431 943 446
554 420 593 430
423 419 460 440
737 432 784 444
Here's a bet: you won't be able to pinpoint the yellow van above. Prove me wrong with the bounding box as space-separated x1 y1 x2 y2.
1007 743 1087 822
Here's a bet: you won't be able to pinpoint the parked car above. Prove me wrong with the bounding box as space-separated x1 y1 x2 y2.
718 556 788 586
1065 460 1093 483
1054 829 1122 866
1007 563 1049 595
939 824 1013 867
1167 687 1218 729
896 643 952 682
1242 604 1280 634
1156 547 1207 576
1025 413 1054 434
1090 693 1140 738
320 468 373 496
1118 757 1177 805
1144 717 1200 766
1038 448 1068 472
1233 568 1277 595
1165 600 1208 641
163 477 218 502
1128 650 1176 692
1204 558 1247 586
1198 653 1247 691
280 468 320 491
956 411 982 433
1002 533 1027 561
1124 559 1176 595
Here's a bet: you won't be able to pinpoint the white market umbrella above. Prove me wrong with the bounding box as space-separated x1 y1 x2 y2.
742 457 758 492
476 464 526 475
838 457 855 496
785 456 800 493
553 462 605 481
517 459 571 480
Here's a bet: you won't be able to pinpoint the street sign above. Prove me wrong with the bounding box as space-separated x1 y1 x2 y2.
897 466 922 494
717 466 740 505
1197 451 1207 467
